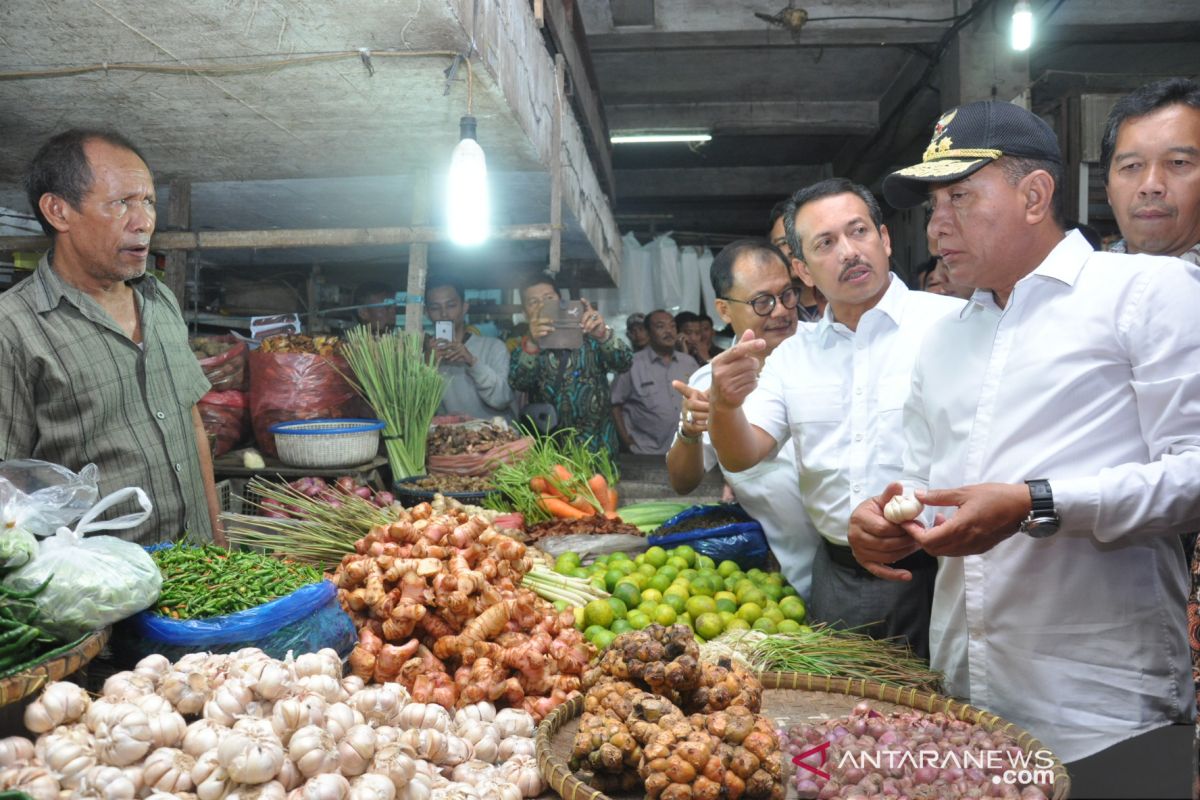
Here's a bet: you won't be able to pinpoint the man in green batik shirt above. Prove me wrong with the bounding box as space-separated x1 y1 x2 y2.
508 273 632 456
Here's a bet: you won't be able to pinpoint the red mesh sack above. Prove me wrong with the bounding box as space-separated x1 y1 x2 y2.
193 335 249 392
198 390 249 458
248 350 369 457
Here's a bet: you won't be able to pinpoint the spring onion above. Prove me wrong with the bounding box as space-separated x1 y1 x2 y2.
521 566 609 607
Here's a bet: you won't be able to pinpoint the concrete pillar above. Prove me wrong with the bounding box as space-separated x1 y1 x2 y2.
940 2 1030 108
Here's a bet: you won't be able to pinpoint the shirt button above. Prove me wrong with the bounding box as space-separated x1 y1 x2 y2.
852 484 862 493
174 463 183 473
156 411 166 419
855 387 863 396
854 433 863 442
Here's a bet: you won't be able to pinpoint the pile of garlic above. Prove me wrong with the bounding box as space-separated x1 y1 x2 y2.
0 648 547 800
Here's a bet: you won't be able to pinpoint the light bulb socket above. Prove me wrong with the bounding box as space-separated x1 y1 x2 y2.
459 115 478 142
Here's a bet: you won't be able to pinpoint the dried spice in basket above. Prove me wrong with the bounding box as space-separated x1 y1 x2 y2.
258 333 343 355
427 421 519 455
409 475 495 493
525 517 642 544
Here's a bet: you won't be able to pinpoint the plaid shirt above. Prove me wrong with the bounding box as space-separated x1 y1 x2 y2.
0 253 211 544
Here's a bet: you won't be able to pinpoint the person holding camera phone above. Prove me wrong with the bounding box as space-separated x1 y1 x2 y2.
424 276 513 422
508 272 632 456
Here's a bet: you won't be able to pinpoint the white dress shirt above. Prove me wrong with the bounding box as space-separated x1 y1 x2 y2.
742 274 963 546
902 230 1199 762
676 363 820 600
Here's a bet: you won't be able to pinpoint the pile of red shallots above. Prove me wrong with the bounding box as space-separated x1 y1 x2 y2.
334 502 593 722
260 476 396 518
786 702 1056 800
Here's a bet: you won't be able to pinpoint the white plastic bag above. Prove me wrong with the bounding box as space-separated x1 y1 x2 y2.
2 487 162 640
0 459 99 536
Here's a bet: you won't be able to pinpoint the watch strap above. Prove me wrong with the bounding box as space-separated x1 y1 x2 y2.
1026 479 1054 516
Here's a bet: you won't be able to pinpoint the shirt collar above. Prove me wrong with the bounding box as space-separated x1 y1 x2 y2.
646 348 679 366
1112 237 1200 266
33 249 156 315
958 229 1091 320
816 271 907 338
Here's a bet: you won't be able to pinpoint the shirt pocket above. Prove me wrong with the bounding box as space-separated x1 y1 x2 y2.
785 384 845 473
874 373 911 467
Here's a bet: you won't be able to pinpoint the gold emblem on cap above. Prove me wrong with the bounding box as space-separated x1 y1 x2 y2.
921 109 959 161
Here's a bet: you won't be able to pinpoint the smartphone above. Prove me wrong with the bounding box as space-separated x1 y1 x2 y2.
536 300 585 350
434 321 454 342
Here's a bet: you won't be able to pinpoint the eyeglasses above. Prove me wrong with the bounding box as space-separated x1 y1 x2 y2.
719 286 802 317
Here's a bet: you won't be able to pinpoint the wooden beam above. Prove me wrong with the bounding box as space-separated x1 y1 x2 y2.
163 180 190 303
405 170 430 336
541 0 616 197
588 26 948 53
608 100 878 136
615 165 829 200
0 224 556 252
549 53 565 274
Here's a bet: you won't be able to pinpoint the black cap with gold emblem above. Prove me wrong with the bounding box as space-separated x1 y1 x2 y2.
883 100 1063 209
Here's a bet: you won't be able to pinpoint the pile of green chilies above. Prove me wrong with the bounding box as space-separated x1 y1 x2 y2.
151 544 323 620
0 576 59 675
342 327 447 479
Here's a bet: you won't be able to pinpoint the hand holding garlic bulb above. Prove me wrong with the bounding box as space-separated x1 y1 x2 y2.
883 491 924 524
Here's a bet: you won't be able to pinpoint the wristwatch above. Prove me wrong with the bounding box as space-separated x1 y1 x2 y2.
677 422 702 445
1019 479 1060 538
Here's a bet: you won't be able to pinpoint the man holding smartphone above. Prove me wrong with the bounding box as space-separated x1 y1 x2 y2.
509 272 632 456
425 276 513 422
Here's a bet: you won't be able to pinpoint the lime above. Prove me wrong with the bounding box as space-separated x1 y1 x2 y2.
689 576 715 597
612 582 641 609
717 560 740 578
569 567 589 579
615 560 637 576
738 588 768 608
678 611 693 629
798 625 813 633
718 610 736 626
780 596 807 623
640 588 663 605
765 572 784 585
696 555 716 571
751 617 778 634
584 600 614 629
747 568 765 579
671 545 698 566
715 597 738 614
761 583 784 602
593 629 617 650
729 570 747 583
553 599 570 612
606 597 628 620
660 562 683 579
637 600 658 616
604 569 626 592
664 585 690 602
637 563 658 578
622 573 649 590
634 553 646 565
685 595 717 618
735 579 756 595
776 619 803 634
735 603 763 624
584 624 607 641
555 552 581 573
644 546 669 568
724 617 752 632
589 576 608 594
763 607 784 625
574 607 586 630
715 590 738 604
611 619 634 635
680 568 699 583
724 576 741 592
627 610 652 630
781 585 798 597
592 555 610 567
610 551 631 562
653 605 677 626
662 593 687 614
695 612 724 640
648 574 673 593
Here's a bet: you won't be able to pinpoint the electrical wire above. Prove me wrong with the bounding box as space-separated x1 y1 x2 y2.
806 14 971 24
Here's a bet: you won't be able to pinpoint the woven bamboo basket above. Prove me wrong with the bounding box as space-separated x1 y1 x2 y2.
536 671 1070 800
0 627 111 708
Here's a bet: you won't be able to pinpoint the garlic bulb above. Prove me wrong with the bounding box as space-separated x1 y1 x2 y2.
349 686 408 727
298 772 351 800
272 695 327 745
24 681 90 733
374 726 400 748
133 653 172 684
218 719 285 784
324 702 364 741
453 721 497 747
370 743 417 791
288 725 339 778
184 719 230 757
495 755 544 798
79 763 139 799
293 650 341 680
430 784 479 800
276 756 303 791
496 736 535 761
36 723 96 786
244 659 294 702
102 671 157 702
350 773 398 800
341 675 366 696
395 729 448 763
396 703 451 733
337 724 377 777
146 709 189 749
0 765 61 800
299 674 348 704
474 779 521 800
160 670 212 716
226 779 288 799
449 760 494 787
411 759 439 782
205 680 257 726
0 736 34 768
394 773 433 800
468 732 499 764
92 702 154 766
453 703 496 728
142 746 195 794
491 709 534 740
132 693 174 717
883 492 924 523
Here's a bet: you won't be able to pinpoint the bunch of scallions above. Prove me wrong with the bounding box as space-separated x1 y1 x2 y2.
342 326 447 480
521 565 610 607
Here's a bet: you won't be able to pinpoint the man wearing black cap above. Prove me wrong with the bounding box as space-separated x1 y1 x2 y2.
848 100 1199 768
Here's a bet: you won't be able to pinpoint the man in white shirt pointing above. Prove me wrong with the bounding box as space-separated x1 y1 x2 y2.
850 99 1199 767
707 179 962 656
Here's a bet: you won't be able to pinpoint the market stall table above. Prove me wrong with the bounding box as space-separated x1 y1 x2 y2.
213 450 389 512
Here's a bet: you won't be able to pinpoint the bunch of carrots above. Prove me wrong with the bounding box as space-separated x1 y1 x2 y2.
530 464 619 520
486 429 621 524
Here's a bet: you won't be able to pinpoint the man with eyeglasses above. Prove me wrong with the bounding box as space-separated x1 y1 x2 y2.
666 239 820 600
707 178 962 655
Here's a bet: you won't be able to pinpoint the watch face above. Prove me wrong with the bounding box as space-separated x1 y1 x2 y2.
1023 516 1060 539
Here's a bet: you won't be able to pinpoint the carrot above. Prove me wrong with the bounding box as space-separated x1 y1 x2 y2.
538 496 590 519
603 489 619 519
589 474 619 516
552 464 574 484
530 476 566 499
568 495 597 516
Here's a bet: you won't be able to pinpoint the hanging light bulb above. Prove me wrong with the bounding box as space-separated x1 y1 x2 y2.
1011 0 1033 51
447 115 490 246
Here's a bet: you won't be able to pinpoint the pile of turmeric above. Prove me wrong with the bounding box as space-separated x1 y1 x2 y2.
334 501 593 720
